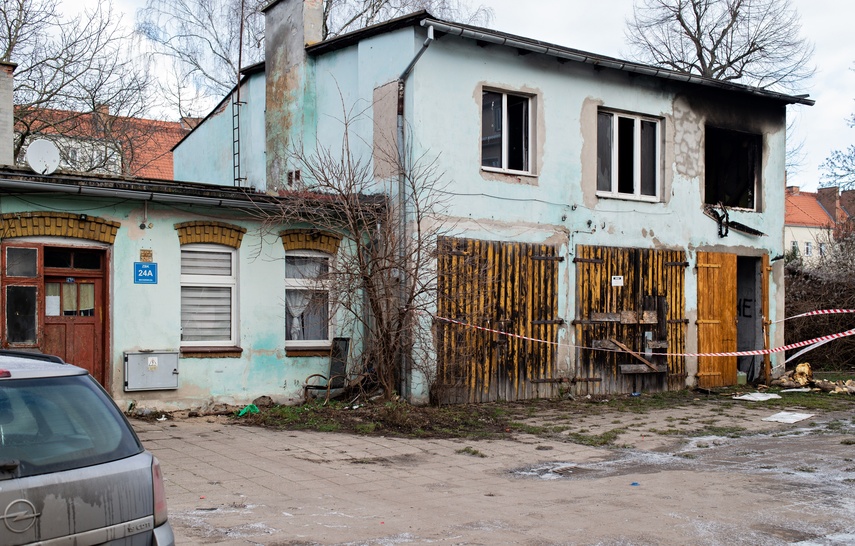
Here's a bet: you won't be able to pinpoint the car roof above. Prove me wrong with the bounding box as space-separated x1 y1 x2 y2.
0 352 86 379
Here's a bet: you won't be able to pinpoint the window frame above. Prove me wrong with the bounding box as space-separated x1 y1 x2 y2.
179 244 238 348
284 250 333 350
596 109 661 202
804 241 813 257
704 125 762 211
480 89 533 175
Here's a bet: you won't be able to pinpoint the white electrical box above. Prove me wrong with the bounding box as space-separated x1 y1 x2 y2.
124 351 179 391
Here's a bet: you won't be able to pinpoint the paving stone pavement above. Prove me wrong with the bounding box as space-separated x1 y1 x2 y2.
133 415 855 545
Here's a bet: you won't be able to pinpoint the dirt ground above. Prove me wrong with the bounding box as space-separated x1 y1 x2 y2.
136 390 855 545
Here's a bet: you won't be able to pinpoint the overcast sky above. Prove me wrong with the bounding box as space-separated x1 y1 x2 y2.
102 0 851 191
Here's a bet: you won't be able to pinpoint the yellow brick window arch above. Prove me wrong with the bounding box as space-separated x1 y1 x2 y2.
0 212 120 244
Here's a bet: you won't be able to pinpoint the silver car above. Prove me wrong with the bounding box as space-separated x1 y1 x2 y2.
0 352 174 545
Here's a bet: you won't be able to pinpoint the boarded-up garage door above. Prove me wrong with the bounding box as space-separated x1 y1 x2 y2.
436 237 560 403
575 245 687 394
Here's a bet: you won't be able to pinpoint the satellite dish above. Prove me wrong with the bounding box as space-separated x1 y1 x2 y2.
25 139 61 175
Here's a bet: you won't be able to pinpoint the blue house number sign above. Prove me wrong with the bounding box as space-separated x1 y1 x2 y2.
134 262 158 284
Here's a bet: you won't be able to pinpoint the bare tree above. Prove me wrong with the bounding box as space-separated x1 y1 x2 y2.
821 108 855 189
785 222 855 370
625 0 814 92
136 0 492 116
136 0 265 116
1 0 155 171
324 0 492 38
247 105 450 402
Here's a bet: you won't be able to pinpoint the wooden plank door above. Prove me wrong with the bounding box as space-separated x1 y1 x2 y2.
436 237 560 403
696 252 737 388
44 277 105 383
574 246 687 395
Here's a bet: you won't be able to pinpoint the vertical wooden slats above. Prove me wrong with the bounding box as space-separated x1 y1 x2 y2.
436 237 559 403
696 252 738 388
575 246 687 395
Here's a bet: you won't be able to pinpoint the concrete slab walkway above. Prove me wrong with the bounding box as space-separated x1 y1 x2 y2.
133 412 855 545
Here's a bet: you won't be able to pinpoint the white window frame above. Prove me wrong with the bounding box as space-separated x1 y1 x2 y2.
481 89 532 175
596 110 661 201
819 242 827 257
804 241 812 257
180 244 238 347
284 250 333 350
791 240 799 253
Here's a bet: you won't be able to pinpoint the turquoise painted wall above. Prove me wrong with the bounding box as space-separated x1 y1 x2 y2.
173 71 267 191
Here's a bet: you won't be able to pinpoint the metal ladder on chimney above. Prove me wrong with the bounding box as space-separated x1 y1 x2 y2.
232 97 246 187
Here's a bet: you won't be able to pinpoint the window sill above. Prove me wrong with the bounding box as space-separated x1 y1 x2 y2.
481 166 537 181
180 346 243 358
285 348 332 357
596 192 660 203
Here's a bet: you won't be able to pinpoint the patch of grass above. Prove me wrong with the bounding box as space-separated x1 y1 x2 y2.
690 425 747 438
456 446 487 458
565 428 626 447
508 422 549 435
676 452 696 459
841 439 855 446
355 423 376 434
843 478 855 484
796 466 817 473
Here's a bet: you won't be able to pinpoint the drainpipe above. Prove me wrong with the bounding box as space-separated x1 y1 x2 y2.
396 25 434 400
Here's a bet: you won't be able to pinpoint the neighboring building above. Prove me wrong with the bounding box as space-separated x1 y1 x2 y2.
174 0 814 404
785 185 855 262
15 105 190 179
0 61 349 411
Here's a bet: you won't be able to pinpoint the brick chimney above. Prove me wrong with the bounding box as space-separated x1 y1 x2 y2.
840 189 855 220
0 61 16 166
817 186 841 223
786 186 799 195
263 0 323 193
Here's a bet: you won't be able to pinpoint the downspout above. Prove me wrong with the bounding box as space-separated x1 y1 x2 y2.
396 24 434 400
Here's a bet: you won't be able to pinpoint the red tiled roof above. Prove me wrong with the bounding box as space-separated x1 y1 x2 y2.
785 188 835 227
15 107 189 180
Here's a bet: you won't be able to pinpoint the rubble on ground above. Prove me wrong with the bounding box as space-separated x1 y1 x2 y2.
771 362 855 394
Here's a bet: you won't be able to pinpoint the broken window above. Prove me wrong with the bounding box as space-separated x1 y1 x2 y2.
705 126 762 210
597 111 659 200
481 90 530 173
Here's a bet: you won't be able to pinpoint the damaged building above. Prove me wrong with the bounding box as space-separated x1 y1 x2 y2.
168 0 813 405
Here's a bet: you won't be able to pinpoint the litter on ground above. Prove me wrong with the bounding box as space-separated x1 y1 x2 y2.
733 392 782 401
762 411 814 424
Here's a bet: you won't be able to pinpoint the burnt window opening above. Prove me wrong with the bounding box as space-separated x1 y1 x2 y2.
481 90 530 173
597 111 659 200
705 126 762 210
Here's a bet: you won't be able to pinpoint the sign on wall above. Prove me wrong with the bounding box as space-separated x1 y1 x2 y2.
134 262 158 284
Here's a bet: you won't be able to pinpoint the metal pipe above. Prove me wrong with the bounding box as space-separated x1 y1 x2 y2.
396 25 434 400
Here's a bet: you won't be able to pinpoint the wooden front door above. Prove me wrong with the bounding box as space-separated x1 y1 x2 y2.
696 252 737 388
43 276 104 383
0 243 108 385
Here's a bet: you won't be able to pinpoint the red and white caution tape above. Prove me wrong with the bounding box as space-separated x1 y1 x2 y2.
772 309 855 324
435 316 855 358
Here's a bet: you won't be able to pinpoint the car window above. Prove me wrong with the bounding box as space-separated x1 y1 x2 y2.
0 375 142 478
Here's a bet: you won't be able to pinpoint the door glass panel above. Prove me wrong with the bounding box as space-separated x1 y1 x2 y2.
6 286 37 342
45 248 72 268
62 283 78 316
46 283 61 316
79 284 95 316
6 248 38 277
